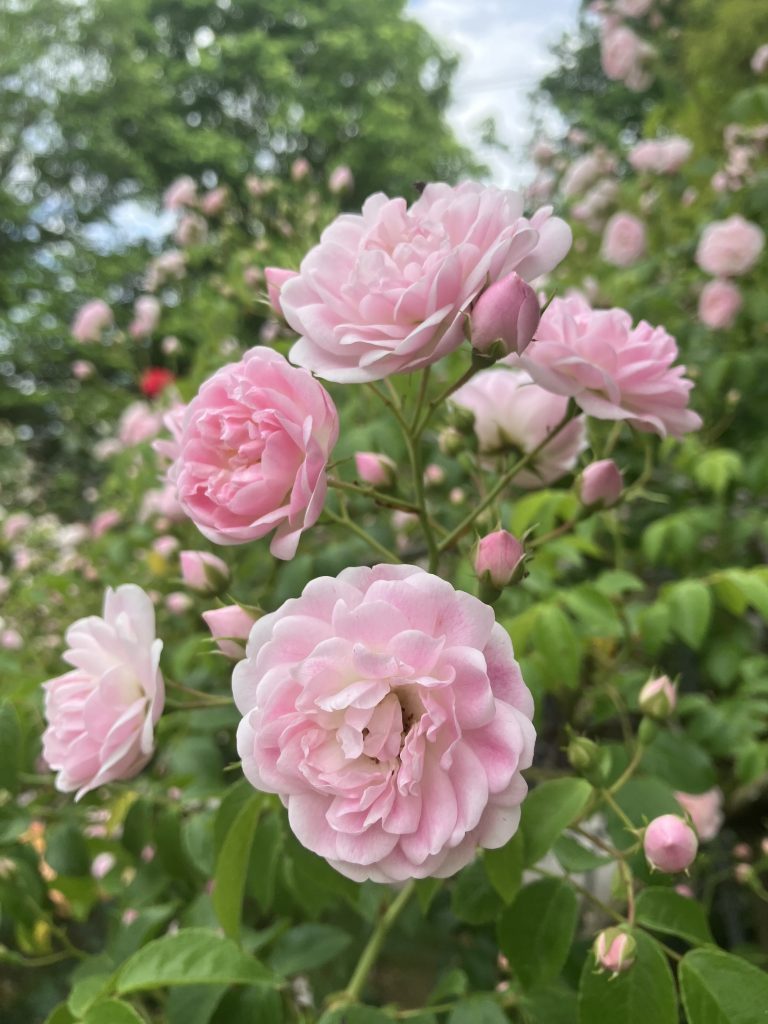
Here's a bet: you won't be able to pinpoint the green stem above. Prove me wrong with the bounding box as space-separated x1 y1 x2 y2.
608 742 645 796
327 477 420 513
323 507 402 564
600 788 638 834
340 881 416 1005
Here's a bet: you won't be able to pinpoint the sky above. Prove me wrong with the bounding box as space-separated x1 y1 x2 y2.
407 0 581 186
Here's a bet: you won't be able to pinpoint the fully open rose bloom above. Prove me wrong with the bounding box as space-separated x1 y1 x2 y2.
41 585 164 798
279 181 571 383
233 564 535 882
168 347 338 559
695 215 765 277
518 295 702 437
452 368 587 488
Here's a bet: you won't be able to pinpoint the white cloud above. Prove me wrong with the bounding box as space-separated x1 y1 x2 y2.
408 0 580 186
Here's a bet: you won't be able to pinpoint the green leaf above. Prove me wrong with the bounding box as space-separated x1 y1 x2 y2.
0 701 21 793
167 985 227 1024
210 986 284 1024
665 581 712 651
116 928 275 994
68 974 113 1017
82 1000 146 1024
553 835 612 873
447 996 508 1023
522 982 579 1024
640 731 716 794
498 878 578 991
247 810 283 912
578 930 677 1024
531 605 582 689
521 778 593 866
44 1005 76 1024
214 780 257 853
318 1007 391 1024
268 924 352 975
680 947 768 1023
451 858 500 924
694 449 743 496
46 822 91 877
213 793 260 939
635 887 713 946
483 832 523 903
562 586 624 639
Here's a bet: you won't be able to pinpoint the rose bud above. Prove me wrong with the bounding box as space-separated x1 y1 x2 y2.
566 734 604 781
580 459 623 509
354 451 397 489
474 530 527 593
643 814 698 873
469 272 541 357
638 674 677 720
202 604 257 659
593 928 636 976
179 550 230 593
264 267 298 318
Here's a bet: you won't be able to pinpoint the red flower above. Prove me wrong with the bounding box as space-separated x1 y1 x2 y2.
140 367 175 398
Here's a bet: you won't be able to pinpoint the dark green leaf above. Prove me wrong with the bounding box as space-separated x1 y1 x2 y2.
0 701 21 793
213 793 260 939
640 732 716 794
247 810 283 912
635 887 713 946
318 1008 391 1024
82 1000 146 1024
521 779 593 866
484 833 523 903
498 878 578 991
447 996 508 1023
268 924 352 976
553 835 612 873
452 858 500 924
680 947 768 1024
46 822 90 877
578 930 677 1024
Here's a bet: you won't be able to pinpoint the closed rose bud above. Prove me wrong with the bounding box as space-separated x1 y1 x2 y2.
354 451 397 489
264 267 299 318
567 734 603 779
638 674 677 719
438 426 463 456
644 815 698 873
733 842 752 861
470 272 540 357
179 551 230 593
593 928 636 975
474 530 526 591
165 591 193 614
580 459 623 508
202 604 257 659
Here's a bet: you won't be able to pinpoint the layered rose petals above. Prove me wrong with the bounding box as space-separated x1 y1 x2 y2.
41 585 164 799
233 565 535 882
280 181 571 383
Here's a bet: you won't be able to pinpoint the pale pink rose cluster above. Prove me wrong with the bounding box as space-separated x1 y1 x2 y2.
629 136 692 174
697 279 742 330
278 181 571 382
518 295 701 437
72 300 113 343
600 19 655 91
41 585 164 798
168 347 338 559
695 215 764 278
233 564 535 882
145 250 186 292
452 369 587 488
129 296 162 339
562 149 617 198
601 212 646 267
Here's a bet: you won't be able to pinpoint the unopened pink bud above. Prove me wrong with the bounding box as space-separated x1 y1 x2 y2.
644 814 698 873
733 842 752 861
291 157 311 182
264 266 298 318
470 272 540 356
638 674 677 719
328 165 354 193
593 928 636 975
202 604 257 659
165 591 193 614
179 550 230 593
354 451 397 489
474 530 527 589
580 459 623 508
91 852 116 880
675 884 694 899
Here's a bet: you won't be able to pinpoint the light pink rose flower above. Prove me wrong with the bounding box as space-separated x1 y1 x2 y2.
638 674 676 718
601 212 646 267
695 215 765 277
643 814 698 873
328 165 354 193
698 279 742 330
152 535 179 558
41 585 164 799
118 402 163 447
91 509 121 539
165 592 193 614
163 175 197 211
751 43 768 75
562 152 606 197
474 530 526 588
3 512 31 541
145 250 186 292
233 564 535 882
593 928 636 976
354 452 397 489
91 852 116 879
629 136 692 174
129 296 162 339
675 787 724 842
291 157 311 181
168 347 339 558
179 550 230 592
264 267 299 318
201 186 228 217
601 23 654 87
72 300 113 343
1 628 22 650
616 0 653 15
469 272 540 357
72 360 95 380
580 459 623 508
520 295 701 438
203 604 257 658
452 368 587 488
140 484 185 524
174 213 208 248
282 182 571 383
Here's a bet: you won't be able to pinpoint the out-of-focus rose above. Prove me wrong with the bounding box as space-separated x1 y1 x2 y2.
264 267 299 318
118 402 163 447
601 23 654 88
129 296 162 339
328 165 354 193
168 347 339 559
72 300 113 343
201 186 228 217
601 212 646 267
140 367 175 399
469 272 540 357
674 788 724 842
174 213 208 247
163 176 197 210
616 0 653 15
282 182 571 383
580 459 623 508
518 295 702 438
562 151 610 197
697 279 742 330
233 564 535 882
354 452 397 489
291 157 311 181
202 604 257 658
72 360 94 380
165 592 193 614
695 215 765 277
179 550 230 592
145 250 186 292
452 368 587 488
91 509 121 539
751 43 768 75
1 628 22 650
2 513 31 541
629 136 693 174
41 585 164 799
644 814 698 873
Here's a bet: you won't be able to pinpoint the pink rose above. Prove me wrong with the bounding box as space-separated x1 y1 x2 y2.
474 530 527 588
751 43 768 75
174 213 208 248
202 604 257 659
629 136 692 174
233 564 535 882
601 212 646 267
179 550 230 592
118 402 163 447
264 267 299 318
72 360 94 380
616 0 653 15
129 296 161 339
41 585 164 798
201 186 228 217
674 788 724 842
354 452 397 489
282 182 571 383
601 23 643 79
469 272 541 357
91 509 121 539
169 347 339 559
291 157 311 181
643 814 698 873
580 459 623 508
163 175 197 210
519 295 701 437
695 215 765 277
593 928 636 976
452 368 587 488
697 279 742 330
145 250 186 292
328 165 354 193
562 152 610 198
72 300 113 343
